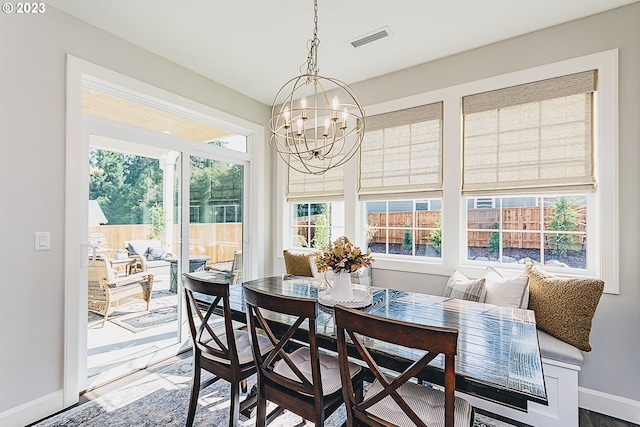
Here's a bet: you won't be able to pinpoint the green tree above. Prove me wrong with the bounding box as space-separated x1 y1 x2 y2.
429 220 442 253
402 220 413 250
89 149 163 225
147 203 167 242
312 214 330 248
189 159 243 223
546 197 581 255
489 220 500 253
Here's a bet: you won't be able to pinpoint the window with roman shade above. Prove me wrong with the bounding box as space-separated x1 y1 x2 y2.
359 102 443 200
462 70 597 196
287 159 344 202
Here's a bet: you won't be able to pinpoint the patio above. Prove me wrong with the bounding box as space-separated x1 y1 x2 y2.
87 257 235 388
87 266 182 385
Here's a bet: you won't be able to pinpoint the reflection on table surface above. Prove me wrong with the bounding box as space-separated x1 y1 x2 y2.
190 272 547 410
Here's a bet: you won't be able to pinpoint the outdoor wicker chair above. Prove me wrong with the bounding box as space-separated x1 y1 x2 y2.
205 250 242 284
88 255 154 327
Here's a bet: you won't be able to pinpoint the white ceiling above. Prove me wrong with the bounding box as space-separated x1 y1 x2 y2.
48 0 636 105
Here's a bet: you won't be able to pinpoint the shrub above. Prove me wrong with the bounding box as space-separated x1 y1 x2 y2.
546 197 581 255
402 220 413 250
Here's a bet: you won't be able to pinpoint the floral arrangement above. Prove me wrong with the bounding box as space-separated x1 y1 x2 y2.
316 236 374 274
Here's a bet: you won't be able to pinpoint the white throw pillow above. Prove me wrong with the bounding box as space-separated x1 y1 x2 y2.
483 267 530 309
443 271 487 303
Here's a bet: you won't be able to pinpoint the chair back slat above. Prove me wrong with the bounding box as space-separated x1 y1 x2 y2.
182 273 237 363
244 286 320 396
182 272 263 427
335 304 468 427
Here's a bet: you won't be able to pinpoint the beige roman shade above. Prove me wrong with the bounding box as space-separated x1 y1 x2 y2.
287 157 344 202
462 70 597 196
359 102 443 201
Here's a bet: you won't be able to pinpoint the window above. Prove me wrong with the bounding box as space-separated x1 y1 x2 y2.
291 202 344 248
466 195 587 270
278 50 617 292
365 200 442 258
357 102 443 260
462 70 598 275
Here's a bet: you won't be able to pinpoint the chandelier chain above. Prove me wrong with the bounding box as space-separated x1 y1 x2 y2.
305 0 320 78
269 0 366 175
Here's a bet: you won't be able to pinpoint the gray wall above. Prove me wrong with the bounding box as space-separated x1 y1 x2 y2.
348 3 640 404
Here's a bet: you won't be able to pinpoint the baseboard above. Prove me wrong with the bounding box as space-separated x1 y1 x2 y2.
0 390 64 427
579 386 640 424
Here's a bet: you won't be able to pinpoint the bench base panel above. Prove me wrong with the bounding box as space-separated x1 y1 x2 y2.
461 358 580 427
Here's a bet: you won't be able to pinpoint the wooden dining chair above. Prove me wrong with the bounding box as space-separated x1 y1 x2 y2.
334 304 475 427
182 273 273 427
244 286 365 427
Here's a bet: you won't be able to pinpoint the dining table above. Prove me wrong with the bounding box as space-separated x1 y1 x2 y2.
193 273 548 412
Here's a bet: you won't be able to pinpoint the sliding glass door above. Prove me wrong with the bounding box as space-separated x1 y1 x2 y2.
86 137 182 388
185 155 243 282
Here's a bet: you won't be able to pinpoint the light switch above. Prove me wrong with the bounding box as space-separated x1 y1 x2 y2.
35 231 51 251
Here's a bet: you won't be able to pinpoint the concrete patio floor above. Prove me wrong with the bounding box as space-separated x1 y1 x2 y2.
86 267 186 390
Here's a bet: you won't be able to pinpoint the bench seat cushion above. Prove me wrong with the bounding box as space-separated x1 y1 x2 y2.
537 329 584 366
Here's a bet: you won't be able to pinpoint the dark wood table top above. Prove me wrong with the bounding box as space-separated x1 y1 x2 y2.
193 273 548 411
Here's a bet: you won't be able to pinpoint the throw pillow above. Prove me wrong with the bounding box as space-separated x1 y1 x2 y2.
148 246 167 261
350 266 372 286
524 259 604 351
283 250 315 277
443 271 487 302
483 267 530 309
127 240 150 257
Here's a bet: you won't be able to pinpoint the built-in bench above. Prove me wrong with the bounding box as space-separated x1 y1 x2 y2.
461 328 583 427
289 251 586 426
439 260 604 427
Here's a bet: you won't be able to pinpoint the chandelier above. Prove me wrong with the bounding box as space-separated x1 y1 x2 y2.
269 0 365 175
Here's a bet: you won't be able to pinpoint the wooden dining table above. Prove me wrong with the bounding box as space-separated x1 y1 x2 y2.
194 273 548 412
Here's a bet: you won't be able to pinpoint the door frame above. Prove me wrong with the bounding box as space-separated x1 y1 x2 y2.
64 55 266 406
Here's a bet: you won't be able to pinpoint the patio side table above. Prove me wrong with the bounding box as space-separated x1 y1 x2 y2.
166 255 211 292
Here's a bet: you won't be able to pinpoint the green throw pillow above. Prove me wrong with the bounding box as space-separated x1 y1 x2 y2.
524 259 604 351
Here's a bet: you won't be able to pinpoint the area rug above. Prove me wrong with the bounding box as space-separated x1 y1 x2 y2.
87 288 178 332
109 306 178 333
33 357 517 427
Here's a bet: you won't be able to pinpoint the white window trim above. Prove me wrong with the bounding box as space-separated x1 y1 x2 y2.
357 49 618 293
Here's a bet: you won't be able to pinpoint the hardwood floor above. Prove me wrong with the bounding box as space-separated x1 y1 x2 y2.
579 408 639 427
29 353 638 427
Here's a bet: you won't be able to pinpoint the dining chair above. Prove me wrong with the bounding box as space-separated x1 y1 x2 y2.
182 272 273 427
334 304 475 427
244 286 365 427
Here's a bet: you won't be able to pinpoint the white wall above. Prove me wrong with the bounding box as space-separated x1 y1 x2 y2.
342 3 640 420
0 7 270 425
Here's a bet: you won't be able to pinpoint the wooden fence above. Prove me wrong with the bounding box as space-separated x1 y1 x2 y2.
294 206 586 249
465 207 585 249
89 223 242 264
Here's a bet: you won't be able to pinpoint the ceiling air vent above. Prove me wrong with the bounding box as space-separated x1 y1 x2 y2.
349 26 392 48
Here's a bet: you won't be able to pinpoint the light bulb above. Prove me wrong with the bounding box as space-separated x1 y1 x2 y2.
331 96 339 110
283 107 291 128
300 97 308 119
